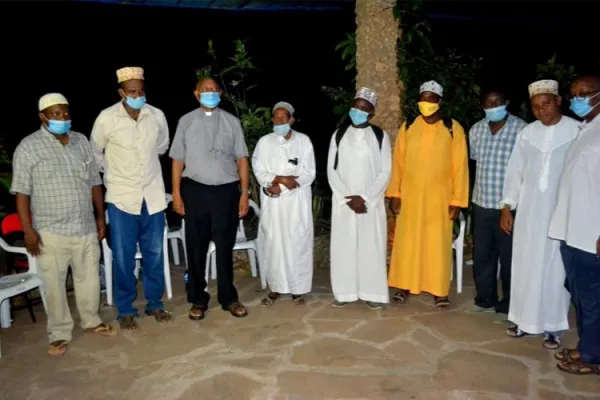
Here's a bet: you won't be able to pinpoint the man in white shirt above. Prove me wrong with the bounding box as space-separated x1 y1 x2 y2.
91 67 172 331
327 87 392 309
549 75 600 375
500 80 579 348
252 102 316 307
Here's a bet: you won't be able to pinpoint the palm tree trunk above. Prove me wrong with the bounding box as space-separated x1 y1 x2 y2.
355 0 402 141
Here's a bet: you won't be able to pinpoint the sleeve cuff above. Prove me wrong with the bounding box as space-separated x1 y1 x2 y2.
499 200 516 210
450 200 467 207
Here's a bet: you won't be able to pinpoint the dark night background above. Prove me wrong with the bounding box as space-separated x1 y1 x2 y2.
0 0 598 193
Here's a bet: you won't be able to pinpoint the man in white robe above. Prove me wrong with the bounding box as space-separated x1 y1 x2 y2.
327 87 392 309
252 101 316 307
500 80 579 348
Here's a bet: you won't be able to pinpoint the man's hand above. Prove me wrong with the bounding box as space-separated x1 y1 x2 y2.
389 198 401 215
239 191 249 217
96 218 106 241
500 207 514 234
267 184 282 196
24 229 43 257
277 176 299 190
172 193 185 216
448 206 460 220
345 195 367 214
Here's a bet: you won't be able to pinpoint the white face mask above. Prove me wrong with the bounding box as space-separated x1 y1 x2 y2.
274 123 290 136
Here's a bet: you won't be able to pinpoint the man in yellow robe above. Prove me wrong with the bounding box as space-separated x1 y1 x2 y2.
386 80 469 309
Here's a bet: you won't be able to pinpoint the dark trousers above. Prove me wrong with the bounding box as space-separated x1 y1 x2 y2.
182 179 240 308
560 242 600 364
472 204 514 313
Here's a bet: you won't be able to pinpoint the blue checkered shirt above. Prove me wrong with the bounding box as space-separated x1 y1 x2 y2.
470 114 527 209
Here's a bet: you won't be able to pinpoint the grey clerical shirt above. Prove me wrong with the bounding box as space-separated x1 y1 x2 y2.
10 128 102 236
169 108 249 185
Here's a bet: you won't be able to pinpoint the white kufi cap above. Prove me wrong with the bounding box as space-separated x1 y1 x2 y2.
528 79 559 98
38 93 68 112
273 101 294 116
116 66 145 83
355 87 377 107
420 80 444 97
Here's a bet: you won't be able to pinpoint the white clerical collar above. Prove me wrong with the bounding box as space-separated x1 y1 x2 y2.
202 108 218 117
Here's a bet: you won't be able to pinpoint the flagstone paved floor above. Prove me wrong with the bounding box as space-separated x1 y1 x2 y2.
1 261 599 400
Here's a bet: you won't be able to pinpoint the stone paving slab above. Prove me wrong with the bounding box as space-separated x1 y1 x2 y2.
0 266 599 400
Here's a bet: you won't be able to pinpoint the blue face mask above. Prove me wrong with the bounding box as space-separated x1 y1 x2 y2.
200 92 221 109
349 108 369 126
484 105 508 122
126 96 146 110
570 93 600 118
274 123 290 137
46 120 71 135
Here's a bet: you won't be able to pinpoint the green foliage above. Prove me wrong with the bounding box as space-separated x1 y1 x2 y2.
195 39 272 204
517 54 578 121
322 0 483 129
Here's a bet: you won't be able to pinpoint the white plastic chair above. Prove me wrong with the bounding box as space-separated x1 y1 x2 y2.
101 211 172 306
165 194 187 266
205 200 263 288
451 212 466 294
0 237 48 358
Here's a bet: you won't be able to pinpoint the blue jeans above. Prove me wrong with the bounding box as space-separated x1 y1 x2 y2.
107 201 165 318
560 242 600 364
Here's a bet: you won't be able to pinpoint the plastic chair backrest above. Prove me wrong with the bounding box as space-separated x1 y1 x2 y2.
1 214 23 236
235 200 261 242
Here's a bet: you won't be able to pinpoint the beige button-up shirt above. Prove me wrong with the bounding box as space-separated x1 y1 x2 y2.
91 102 169 215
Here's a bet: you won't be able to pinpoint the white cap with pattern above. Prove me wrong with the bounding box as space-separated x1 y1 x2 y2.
273 101 295 117
116 67 144 83
38 93 68 112
528 79 559 98
355 87 377 107
420 80 444 97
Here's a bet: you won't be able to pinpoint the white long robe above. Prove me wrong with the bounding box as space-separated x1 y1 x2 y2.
327 126 392 303
502 116 579 334
252 131 316 295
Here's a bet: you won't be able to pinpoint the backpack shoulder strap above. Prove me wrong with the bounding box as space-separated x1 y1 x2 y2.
442 116 454 137
333 121 351 170
370 124 384 150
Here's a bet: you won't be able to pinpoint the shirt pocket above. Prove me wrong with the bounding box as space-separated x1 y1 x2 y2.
33 158 58 180
214 130 236 158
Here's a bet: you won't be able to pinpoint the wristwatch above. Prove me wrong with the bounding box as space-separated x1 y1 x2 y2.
499 202 512 210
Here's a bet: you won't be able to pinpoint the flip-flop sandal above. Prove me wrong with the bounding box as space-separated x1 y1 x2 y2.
506 326 528 338
292 295 306 307
84 322 117 337
392 290 409 304
543 334 560 349
222 302 248 318
118 316 138 331
555 348 580 362
261 292 280 307
188 305 207 321
145 309 173 323
434 296 450 310
557 360 600 375
48 340 69 357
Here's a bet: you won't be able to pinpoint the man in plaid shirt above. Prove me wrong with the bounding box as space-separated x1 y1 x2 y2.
469 89 527 314
11 93 116 357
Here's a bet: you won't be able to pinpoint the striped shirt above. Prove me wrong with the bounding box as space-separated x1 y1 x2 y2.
169 108 249 186
469 114 527 209
11 128 102 236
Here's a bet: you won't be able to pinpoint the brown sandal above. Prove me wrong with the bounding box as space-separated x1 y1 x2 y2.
261 292 280 307
557 359 600 375
222 302 248 318
84 322 117 337
146 309 173 323
434 296 450 310
292 295 306 307
555 348 580 362
119 316 138 331
392 290 409 304
188 305 206 321
48 340 69 357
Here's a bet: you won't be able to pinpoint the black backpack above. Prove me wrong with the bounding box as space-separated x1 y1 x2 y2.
333 120 384 170
404 115 454 137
